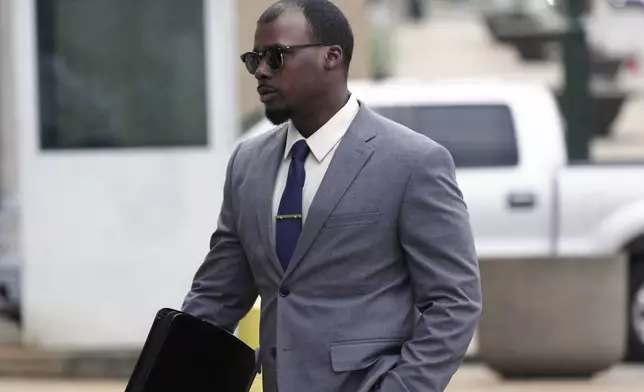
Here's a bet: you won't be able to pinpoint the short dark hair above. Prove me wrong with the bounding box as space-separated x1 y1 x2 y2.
258 0 354 71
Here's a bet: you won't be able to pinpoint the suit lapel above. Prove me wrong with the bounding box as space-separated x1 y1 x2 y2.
255 125 288 275
284 106 378 278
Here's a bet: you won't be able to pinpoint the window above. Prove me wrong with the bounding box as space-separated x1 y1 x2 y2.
37 0 207 149
372 105 519 167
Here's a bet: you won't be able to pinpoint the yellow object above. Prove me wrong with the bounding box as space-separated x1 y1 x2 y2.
250 375 263 392
239 298 262 390
238 297 261 349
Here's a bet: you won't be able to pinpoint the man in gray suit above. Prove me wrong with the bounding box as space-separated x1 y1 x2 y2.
181 1 481 391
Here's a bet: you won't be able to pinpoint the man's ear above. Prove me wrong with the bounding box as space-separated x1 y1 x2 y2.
324 45 343 70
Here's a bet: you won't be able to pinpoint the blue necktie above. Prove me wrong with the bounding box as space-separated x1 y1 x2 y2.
276 140 310 270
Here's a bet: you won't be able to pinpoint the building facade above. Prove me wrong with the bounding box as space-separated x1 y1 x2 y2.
0 0 236 349
0 0 373 351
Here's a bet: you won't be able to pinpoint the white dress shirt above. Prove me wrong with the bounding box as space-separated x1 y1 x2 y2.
272 95 360 228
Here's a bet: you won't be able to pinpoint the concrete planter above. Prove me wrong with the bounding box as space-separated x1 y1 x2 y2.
478 255 627 378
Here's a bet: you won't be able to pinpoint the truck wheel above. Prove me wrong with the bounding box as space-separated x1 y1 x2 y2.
627 256 644 361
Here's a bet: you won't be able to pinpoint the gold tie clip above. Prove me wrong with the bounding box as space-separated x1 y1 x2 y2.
276 214 302 220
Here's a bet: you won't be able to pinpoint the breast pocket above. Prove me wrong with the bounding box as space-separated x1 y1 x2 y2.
324 211 381 228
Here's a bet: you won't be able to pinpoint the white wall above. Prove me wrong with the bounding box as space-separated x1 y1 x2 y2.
12 0 239 349
0 0 18 199
0 0 21 282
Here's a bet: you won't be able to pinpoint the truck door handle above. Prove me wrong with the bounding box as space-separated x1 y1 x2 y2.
507 192 536 209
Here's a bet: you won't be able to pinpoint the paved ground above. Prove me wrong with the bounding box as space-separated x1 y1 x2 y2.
0 365 642 392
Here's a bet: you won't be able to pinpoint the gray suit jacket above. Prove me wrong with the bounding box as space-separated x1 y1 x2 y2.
181 103 482 392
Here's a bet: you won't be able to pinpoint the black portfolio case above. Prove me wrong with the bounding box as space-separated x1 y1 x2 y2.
125 308 257 392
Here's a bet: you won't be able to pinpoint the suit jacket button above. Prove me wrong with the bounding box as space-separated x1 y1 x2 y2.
270 347 276 359
279 287 290 297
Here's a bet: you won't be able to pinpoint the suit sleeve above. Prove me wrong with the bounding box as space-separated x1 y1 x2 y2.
181 143 258 333
380 143 482 392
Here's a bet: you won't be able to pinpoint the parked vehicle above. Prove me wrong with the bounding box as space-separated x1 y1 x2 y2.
243 78 644 366
607 0 644 8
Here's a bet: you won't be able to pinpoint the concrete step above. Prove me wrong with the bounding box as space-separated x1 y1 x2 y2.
592 138 644 161
0 316 139 378
392 12 644 145
0 345 139 379
0 346 65 378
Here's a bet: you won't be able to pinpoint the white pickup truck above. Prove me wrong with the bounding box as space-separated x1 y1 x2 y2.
243 79 644 376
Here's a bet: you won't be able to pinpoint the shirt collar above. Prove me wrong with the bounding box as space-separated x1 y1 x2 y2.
284 94 360 162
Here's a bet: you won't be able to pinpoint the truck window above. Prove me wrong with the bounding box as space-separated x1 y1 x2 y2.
372 105 519 168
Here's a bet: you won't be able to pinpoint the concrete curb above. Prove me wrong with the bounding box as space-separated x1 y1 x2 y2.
0 346 139 379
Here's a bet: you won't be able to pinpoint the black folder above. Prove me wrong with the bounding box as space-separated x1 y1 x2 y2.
125 308 257 392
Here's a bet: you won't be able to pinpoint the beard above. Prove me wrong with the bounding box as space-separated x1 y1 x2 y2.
265 106 294 126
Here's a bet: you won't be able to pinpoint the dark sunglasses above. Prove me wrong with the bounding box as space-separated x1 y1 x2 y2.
240 44 327 74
